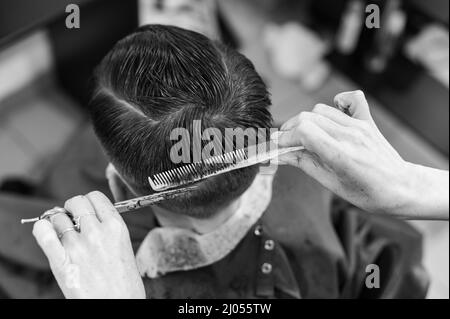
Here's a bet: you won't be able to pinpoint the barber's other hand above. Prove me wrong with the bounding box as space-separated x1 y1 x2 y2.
32 192 145 299
272 91 439 219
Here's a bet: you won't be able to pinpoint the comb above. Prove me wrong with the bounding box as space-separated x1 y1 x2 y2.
149 141 305 191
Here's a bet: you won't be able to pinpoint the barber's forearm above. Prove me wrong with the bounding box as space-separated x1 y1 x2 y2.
398 163 449 221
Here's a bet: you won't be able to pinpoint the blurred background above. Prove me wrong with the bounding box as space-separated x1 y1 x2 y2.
0 0 448 298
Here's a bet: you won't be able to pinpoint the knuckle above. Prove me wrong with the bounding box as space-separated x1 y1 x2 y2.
300 118 314 130
335 90 364 102
312 103 327 113
88 190 102 197
87 191 112 207
69 242 84 259
353 90 365 97
87 191 102 200
32 220 46 238
296 121 313 141
296 122 308 135
105 217 126 234
64 195 84 209
85 228 102 243
298 112 311 124
356 121 372 135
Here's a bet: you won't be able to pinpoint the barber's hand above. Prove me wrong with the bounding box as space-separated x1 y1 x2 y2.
32 192 145 299
272 91 423 217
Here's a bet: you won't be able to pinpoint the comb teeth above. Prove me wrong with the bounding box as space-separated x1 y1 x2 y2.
148 146 251 191
148 142 304 192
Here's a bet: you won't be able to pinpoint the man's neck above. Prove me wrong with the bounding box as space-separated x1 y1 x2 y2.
152 199 242 235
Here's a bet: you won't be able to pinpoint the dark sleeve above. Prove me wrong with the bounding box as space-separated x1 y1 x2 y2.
331 197 429 299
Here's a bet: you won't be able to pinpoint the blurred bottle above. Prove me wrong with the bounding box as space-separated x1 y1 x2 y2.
336 0 365 55
365 0 407 73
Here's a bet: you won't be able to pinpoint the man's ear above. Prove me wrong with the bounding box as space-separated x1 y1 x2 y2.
105 164 135 202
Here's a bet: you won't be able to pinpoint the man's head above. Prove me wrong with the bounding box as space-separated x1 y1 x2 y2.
90 25 272 219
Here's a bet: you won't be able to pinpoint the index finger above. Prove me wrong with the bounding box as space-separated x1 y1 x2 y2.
33 219 67 269
85 191 121 221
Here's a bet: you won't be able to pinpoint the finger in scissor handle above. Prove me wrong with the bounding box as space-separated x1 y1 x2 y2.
40 207 74 222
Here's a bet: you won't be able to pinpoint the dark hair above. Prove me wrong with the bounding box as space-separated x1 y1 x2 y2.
90 25 272 218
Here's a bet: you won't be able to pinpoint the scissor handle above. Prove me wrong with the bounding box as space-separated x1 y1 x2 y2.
21 207 71 224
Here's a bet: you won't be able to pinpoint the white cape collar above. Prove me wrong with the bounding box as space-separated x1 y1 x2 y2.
136 172 274 278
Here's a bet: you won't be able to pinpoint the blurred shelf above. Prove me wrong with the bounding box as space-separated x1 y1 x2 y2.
327 50 449 156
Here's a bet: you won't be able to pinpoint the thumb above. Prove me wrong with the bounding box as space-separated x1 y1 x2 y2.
334 90 374 123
